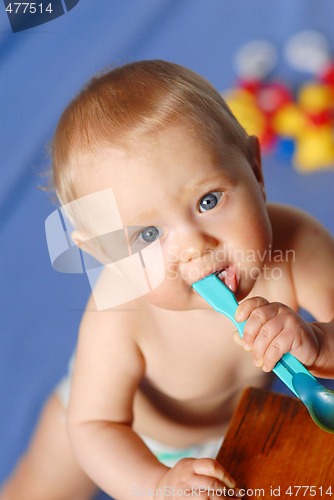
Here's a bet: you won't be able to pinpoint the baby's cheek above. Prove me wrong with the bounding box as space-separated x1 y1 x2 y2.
143 274 188 309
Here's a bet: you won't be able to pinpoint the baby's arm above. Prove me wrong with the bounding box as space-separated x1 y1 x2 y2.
67 297 236 500
235 208 334 377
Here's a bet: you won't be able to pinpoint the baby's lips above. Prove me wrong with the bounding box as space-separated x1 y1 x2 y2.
216 265 239 293
181 268 213 287
185 266 229 288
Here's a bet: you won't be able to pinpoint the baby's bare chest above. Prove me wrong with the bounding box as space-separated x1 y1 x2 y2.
136 308 266 402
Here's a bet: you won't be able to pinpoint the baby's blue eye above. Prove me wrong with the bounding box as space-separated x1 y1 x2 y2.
199 192 224 213
138 226 162 243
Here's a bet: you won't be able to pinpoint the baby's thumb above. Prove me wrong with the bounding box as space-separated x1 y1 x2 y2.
232 331 243 347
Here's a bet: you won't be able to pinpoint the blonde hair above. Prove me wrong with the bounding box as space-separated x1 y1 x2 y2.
52 59 249 204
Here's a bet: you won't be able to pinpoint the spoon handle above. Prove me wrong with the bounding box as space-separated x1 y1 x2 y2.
192 274 317 397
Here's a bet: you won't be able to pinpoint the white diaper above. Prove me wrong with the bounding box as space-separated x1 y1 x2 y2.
55 352 75 407
141 434 224 467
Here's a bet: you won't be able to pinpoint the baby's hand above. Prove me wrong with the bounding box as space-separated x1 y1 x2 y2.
235 297 320 372
155 458 240 499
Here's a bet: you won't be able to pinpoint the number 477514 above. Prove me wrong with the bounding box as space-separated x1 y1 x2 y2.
285 486 333 496
5 3 53 14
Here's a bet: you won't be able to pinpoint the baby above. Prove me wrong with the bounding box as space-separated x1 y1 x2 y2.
2 60 334 500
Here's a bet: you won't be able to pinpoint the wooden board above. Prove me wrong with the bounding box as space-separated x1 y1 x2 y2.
216 388 334 498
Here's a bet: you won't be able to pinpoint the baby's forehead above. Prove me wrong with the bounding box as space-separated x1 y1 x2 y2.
71 123 248 211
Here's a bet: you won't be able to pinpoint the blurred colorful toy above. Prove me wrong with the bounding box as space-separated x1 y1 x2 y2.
224 33 334 173
284 31 331 75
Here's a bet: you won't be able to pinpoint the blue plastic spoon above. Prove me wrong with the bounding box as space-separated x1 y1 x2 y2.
192 273 334 433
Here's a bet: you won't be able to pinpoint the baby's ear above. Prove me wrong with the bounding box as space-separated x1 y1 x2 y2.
247 135 266 200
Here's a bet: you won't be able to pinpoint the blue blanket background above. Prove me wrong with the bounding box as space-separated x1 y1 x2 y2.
1 1 334 498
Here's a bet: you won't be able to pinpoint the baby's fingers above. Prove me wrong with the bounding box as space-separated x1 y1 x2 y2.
193 458 236 489
160 458 241 499
192 459 242 497
232 331 243 347
235 296 270 323
237 300 280 351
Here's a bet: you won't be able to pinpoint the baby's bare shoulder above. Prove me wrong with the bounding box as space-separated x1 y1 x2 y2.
267 202 332 251
73 295 148 396
268 203 334 320
79 293 148 346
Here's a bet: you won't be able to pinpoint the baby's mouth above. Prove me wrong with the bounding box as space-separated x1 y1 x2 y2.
215 265 238 293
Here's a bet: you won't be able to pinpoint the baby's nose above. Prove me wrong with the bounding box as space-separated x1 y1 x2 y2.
178 231 218 263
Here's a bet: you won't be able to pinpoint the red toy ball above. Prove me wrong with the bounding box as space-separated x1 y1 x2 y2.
256 82 292 116
237 78 262 95
319 61 334 87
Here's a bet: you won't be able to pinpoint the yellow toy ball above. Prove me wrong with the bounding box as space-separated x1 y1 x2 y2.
272 103 306 138
225 89 265 137
298 82 333 113
293 125 334 171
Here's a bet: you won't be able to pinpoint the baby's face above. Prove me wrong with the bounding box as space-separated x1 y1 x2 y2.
75 124 272 310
